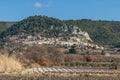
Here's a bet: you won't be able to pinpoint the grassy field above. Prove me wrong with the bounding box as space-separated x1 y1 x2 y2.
0 73 119 80
0 54 22 73
0 53 120 80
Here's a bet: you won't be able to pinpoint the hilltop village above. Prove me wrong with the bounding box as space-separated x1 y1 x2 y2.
4 25 104 52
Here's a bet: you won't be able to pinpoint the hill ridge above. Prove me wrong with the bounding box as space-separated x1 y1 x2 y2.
0 15 120 46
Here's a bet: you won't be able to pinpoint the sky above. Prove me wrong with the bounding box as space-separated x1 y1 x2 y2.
0 0 120 21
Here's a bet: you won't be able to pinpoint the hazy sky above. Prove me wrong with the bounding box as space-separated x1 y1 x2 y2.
0 0 120 21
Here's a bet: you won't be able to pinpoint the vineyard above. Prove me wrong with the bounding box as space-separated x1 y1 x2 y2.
21 67 120 74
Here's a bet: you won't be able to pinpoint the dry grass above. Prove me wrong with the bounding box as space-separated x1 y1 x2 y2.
0 54 22 73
